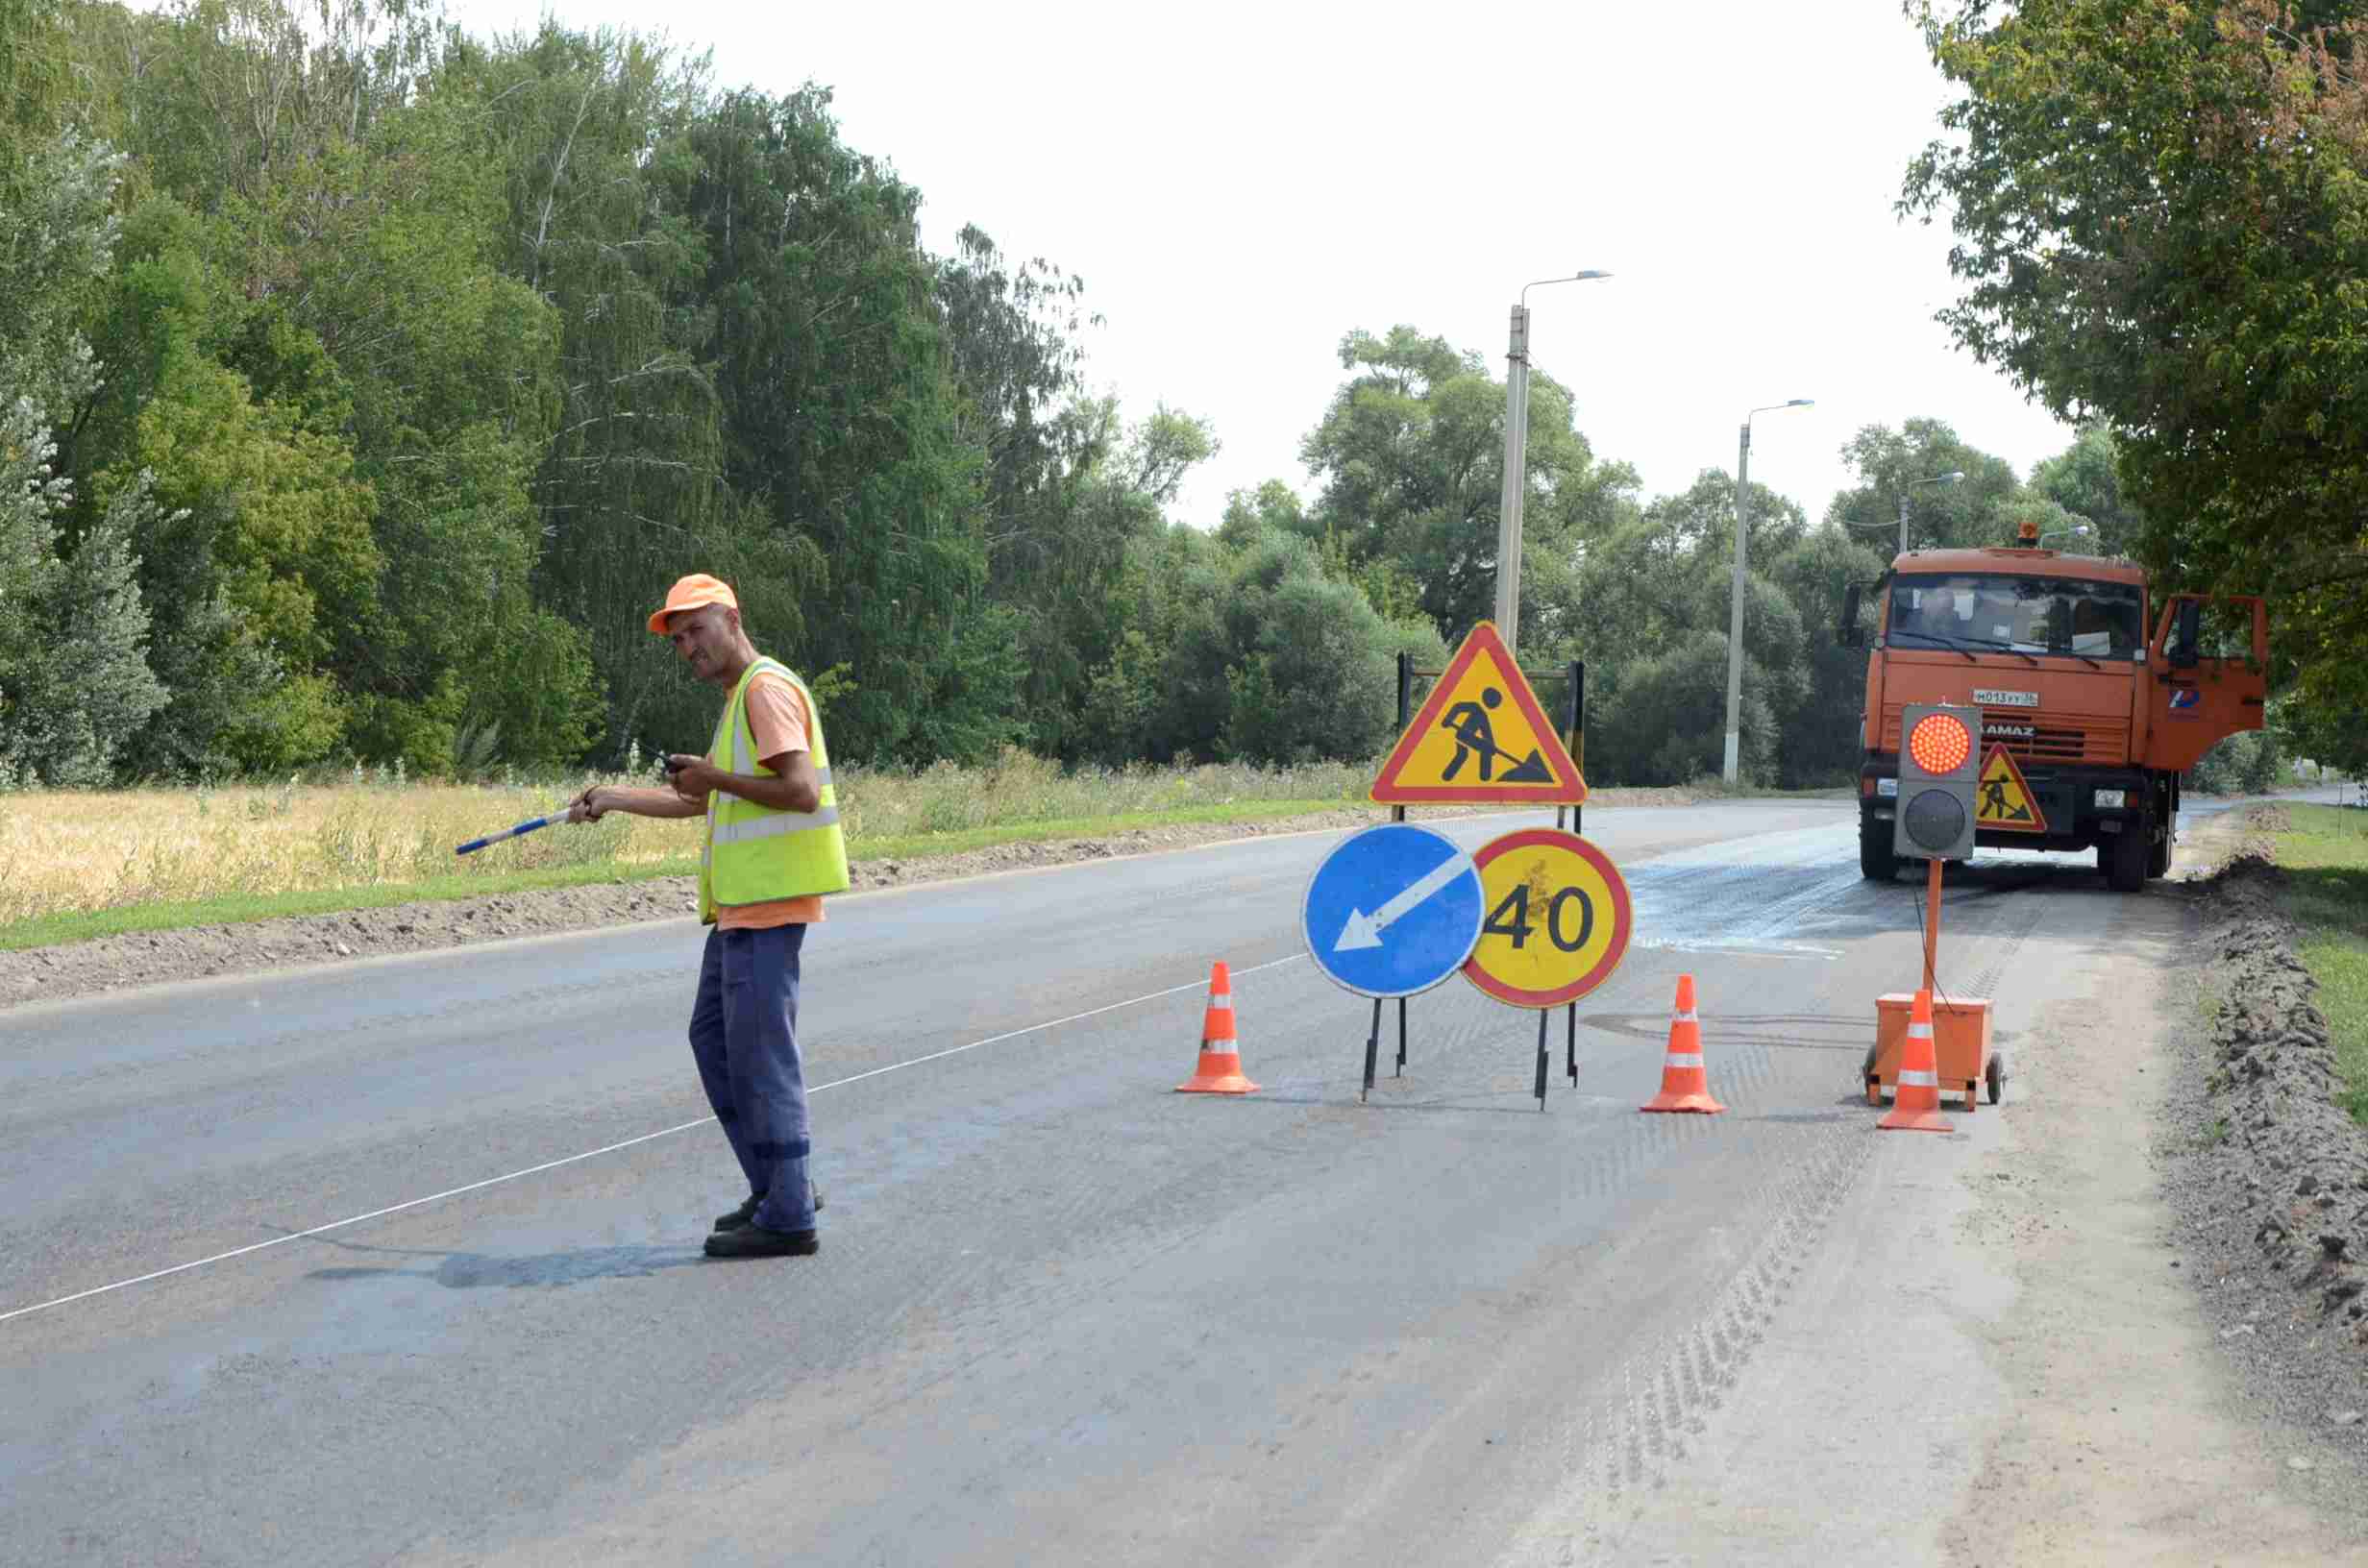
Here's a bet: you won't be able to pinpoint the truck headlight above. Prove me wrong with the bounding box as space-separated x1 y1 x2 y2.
2094 789 2127 809
1876 777 1898 798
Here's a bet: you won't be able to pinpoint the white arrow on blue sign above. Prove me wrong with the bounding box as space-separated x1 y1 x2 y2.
1301 822 1485 998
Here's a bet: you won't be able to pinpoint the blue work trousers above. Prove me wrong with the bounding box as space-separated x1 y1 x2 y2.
688 924 815 1233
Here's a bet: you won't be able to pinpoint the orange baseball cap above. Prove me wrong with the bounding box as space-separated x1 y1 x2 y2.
648 574 739 635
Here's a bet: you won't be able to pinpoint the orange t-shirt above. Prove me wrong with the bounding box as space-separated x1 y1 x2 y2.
714 671 826 928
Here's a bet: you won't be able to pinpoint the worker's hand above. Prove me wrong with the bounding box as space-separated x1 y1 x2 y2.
568 785 608 823
668 755 715 805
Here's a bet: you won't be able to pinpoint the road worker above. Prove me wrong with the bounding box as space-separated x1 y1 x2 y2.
568 575 849 1259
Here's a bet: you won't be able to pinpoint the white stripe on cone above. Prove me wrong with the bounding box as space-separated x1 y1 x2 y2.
1899 1069 1938 1087
1664 1053 1704 1069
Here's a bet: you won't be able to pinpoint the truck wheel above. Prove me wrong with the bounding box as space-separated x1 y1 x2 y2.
2146 826 2171 879
1860 821 1898 881
2105 821 2148 893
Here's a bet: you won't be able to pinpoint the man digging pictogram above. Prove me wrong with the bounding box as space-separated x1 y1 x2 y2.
1981 774 2033 824
1440 687 1553 784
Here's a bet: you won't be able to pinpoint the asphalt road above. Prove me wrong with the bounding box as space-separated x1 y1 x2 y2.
0 792 2342 1566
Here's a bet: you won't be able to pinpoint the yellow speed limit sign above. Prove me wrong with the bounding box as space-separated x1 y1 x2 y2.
1462 828 1633 1009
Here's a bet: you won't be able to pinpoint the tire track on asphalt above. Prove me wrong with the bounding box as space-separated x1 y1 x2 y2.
1550 859 2055 1517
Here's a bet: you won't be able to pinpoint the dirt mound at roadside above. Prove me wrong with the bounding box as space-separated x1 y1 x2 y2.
2164 819 2368 1440
2195 856 2368 1332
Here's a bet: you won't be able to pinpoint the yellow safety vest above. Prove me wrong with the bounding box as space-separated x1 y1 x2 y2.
699 656 851 922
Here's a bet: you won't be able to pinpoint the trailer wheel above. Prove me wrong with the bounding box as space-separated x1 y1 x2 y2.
1862 1043 1881 1106
1986 1052 2005 1105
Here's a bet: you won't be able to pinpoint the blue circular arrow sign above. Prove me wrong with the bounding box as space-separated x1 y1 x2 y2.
1302 823 1485 998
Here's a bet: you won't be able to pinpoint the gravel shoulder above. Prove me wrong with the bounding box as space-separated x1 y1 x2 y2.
0 794 1698 1009
1947 804 2368 1564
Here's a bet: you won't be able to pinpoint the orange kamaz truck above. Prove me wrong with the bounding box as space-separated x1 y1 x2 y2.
1843 524 2268 892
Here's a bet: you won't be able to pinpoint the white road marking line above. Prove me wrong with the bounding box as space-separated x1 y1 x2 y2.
0 952 1308 1327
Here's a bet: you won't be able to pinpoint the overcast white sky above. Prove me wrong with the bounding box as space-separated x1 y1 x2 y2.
450 0 2077 529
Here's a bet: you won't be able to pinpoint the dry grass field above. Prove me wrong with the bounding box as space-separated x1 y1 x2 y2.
0 752 1370 925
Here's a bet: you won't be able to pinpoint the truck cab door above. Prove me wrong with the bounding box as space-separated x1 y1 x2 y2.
2144 594 2267 772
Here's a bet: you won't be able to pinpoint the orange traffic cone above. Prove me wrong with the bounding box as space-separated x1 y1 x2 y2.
1878 987 1953 1133
1641 974 1724 1114
1176 961 1259 1094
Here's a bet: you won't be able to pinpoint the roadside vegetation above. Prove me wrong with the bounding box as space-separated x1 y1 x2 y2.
0 754 1369 942
18 0 2356 817
2271 803 2368 1125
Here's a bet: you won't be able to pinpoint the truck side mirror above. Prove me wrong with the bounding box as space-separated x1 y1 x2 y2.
1838 582 1863 648
2169 600 2201 669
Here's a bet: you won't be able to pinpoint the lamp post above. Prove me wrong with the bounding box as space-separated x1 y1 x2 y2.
1896 470 1965 556
1493 270 1612 649
1719 399 1813 787
2039 523 2091 548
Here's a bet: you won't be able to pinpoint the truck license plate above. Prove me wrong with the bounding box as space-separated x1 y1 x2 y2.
1973 688 2039 708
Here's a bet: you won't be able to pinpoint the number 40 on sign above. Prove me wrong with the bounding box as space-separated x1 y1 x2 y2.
1462 828 1634 1009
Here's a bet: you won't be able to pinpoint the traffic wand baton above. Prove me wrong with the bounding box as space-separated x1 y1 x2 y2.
455 804 577 857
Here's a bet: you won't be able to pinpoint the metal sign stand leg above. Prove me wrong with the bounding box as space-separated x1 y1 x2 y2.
1366 652 1413 1102
1532 1008 1550 1109
1562 661 1587 1091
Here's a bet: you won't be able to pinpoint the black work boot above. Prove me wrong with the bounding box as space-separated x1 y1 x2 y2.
712 1183 823 1233
703 1224 820 1259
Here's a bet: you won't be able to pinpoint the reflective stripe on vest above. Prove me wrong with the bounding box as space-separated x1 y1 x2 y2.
698 656 851 919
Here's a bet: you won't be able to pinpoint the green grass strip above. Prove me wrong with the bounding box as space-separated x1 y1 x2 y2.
0 797 1352 952
851 798 1349 861
2271 803 2368 1125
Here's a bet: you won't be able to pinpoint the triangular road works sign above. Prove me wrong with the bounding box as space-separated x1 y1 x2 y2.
1371 622 1587 804
1975 744 2048 833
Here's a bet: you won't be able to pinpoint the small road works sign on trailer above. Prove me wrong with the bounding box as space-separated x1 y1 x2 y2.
1974 745 2048 834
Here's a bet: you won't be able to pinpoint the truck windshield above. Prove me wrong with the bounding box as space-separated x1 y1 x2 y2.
1887 573 2145 658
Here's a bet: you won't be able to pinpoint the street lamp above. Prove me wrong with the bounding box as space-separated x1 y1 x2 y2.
1493 270 1613 649
2039 523 2091 548
1719 399 1813 787
1897 470 1964 556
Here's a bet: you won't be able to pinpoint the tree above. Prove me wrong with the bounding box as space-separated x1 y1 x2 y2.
1213 478 1302 547
656 85 1019 764
74 195 372 771
2027 425 2146 559
444 23 732 758
1299 325 1634 649
1767 527 1888 785
0 132 169 785
936 222 1098 537
226 85 596 771
1554 471 1818 786
0 0 69 166
1903 0 2368 736
1823 418 2018 554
